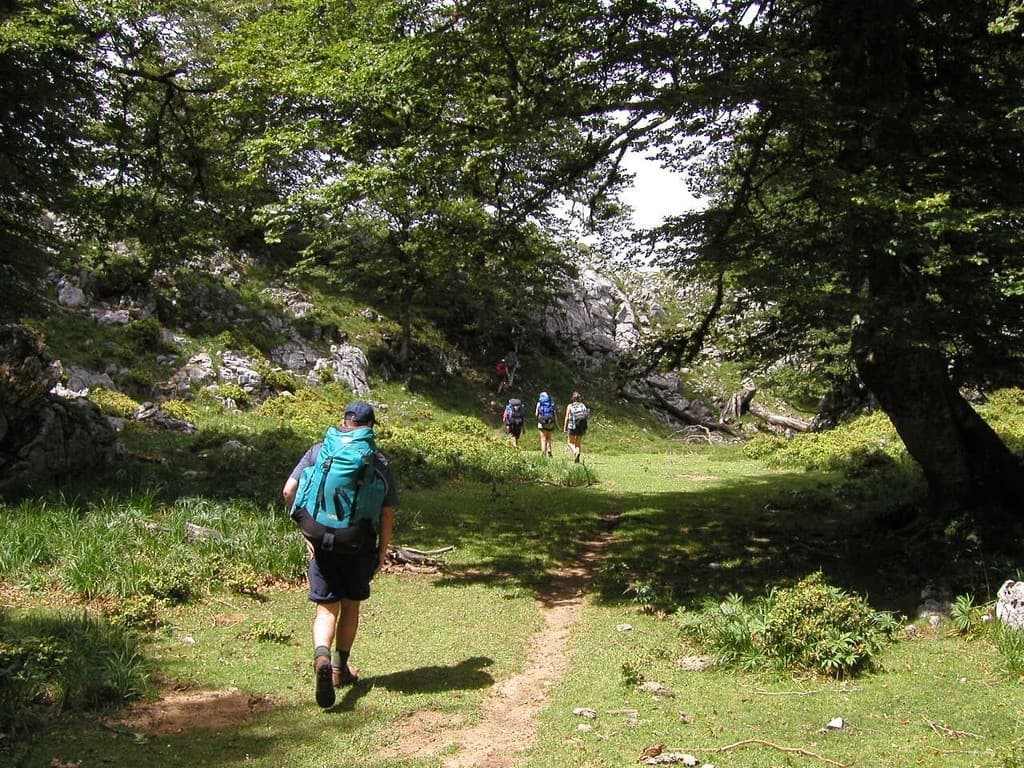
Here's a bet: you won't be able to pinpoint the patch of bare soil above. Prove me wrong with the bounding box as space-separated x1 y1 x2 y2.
381 508 621 768
109 687 275 738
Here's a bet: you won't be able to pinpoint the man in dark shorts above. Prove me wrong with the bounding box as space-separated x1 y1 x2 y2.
282 401 398 708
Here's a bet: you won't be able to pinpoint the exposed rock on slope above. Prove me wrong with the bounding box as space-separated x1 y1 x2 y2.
0 324 117 493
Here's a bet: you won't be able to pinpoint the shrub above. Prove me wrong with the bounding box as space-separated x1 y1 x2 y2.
89 387 140 418
949 593 989 638
678 572 900 678
215 381 250 408
977 388 1024 454
0 610 149 734
123 317 168 355
159 398 197 423
743 412 904 473
994 623 1024 680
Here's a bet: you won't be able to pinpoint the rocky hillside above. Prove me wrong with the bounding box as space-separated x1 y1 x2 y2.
1 246 778 492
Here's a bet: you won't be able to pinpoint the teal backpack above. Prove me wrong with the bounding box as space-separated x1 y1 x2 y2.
290 425 388 553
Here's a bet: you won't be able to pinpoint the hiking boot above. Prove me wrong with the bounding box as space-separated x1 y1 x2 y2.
315 656 335 708
333 665 359 688
574 453 580 463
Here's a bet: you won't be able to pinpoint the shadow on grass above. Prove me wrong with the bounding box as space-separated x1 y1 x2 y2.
368 656 494 694
402 468 995 619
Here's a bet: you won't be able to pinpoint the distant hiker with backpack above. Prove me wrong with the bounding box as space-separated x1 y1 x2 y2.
503 397 527 446
281 401 397 709
564 391 589 463
535 391 557 456
495 359 510 394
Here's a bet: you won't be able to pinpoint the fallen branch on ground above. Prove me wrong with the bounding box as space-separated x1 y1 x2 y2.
671 739 851 767
387 545 454 566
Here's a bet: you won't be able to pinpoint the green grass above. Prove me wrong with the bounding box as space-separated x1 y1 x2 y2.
4 388 1024 767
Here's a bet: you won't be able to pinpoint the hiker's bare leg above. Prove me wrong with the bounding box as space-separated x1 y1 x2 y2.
336 598 360 653
313 601 342 650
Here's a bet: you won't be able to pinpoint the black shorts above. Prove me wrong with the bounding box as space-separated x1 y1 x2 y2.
568 422 587 436
308 550 378 603
506 422 524 438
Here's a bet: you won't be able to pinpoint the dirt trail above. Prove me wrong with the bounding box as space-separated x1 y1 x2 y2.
115 509 620 766
382 511 619 768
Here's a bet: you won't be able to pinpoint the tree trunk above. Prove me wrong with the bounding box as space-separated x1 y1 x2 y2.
852 316 1024 528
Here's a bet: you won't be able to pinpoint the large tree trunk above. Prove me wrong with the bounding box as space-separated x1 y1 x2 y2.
852 316 1024 528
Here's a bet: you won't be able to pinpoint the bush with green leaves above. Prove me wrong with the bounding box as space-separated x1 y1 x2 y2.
89 387 141 418
949 593 989 638
123 317 169 355
0 494 305 603
976 388 1024 454
743 412 906 473
0 610 149 734
158 398 197 423
994 623 1024 680
214 381 250 408
677 572 900 678
380 418 537 488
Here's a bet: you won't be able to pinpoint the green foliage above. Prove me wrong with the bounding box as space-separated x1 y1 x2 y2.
158 398 197 423
977 388 1024 454
994 623 1024 680
381 419 537 489
0 610 149 734
0 494 305 603
743 412 904 473
949 594 989 638
237 619 292 644
620 659 644 687
215 382 250 408
88 387 140 418
254 361 299 394
122 317 164 353
678 573 900 678
256 389 343 441
104 594 163 632
999 737 1024 768
84 244 152 299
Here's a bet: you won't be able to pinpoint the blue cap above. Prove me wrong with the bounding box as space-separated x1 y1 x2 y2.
344 401 376 425
539 392 550 402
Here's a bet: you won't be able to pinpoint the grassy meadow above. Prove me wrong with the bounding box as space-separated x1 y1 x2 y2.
2 382 1024 768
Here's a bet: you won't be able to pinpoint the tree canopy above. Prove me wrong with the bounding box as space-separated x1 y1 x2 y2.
3 0 1023 529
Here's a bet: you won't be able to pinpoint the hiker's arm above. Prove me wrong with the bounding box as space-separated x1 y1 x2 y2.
377 506 395 572
282 477 298 509
282 478 315 557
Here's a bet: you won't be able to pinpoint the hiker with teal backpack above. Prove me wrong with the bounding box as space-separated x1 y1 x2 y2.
282 401 397 709
564 390 589 463
535 391 557 456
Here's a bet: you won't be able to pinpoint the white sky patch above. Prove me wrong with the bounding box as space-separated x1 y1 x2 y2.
620 151 700 228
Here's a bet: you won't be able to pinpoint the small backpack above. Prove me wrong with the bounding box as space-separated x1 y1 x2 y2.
537 398 556 423
568 401 589 429
504 398 525 426
290 425 388 553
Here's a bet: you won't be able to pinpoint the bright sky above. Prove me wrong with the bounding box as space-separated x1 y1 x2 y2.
620 152 701 228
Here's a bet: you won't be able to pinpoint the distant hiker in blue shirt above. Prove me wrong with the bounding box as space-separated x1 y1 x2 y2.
282 401 397 709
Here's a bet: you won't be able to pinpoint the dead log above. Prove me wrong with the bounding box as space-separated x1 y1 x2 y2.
720 381 813 433
748 403 812 433
387 545 454 566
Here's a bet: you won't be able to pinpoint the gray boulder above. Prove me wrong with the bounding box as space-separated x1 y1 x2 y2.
308 343 371 395
997 580 1024 629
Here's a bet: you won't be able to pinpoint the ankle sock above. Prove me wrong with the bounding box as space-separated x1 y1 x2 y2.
332 649 350 669
314 645 331 661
